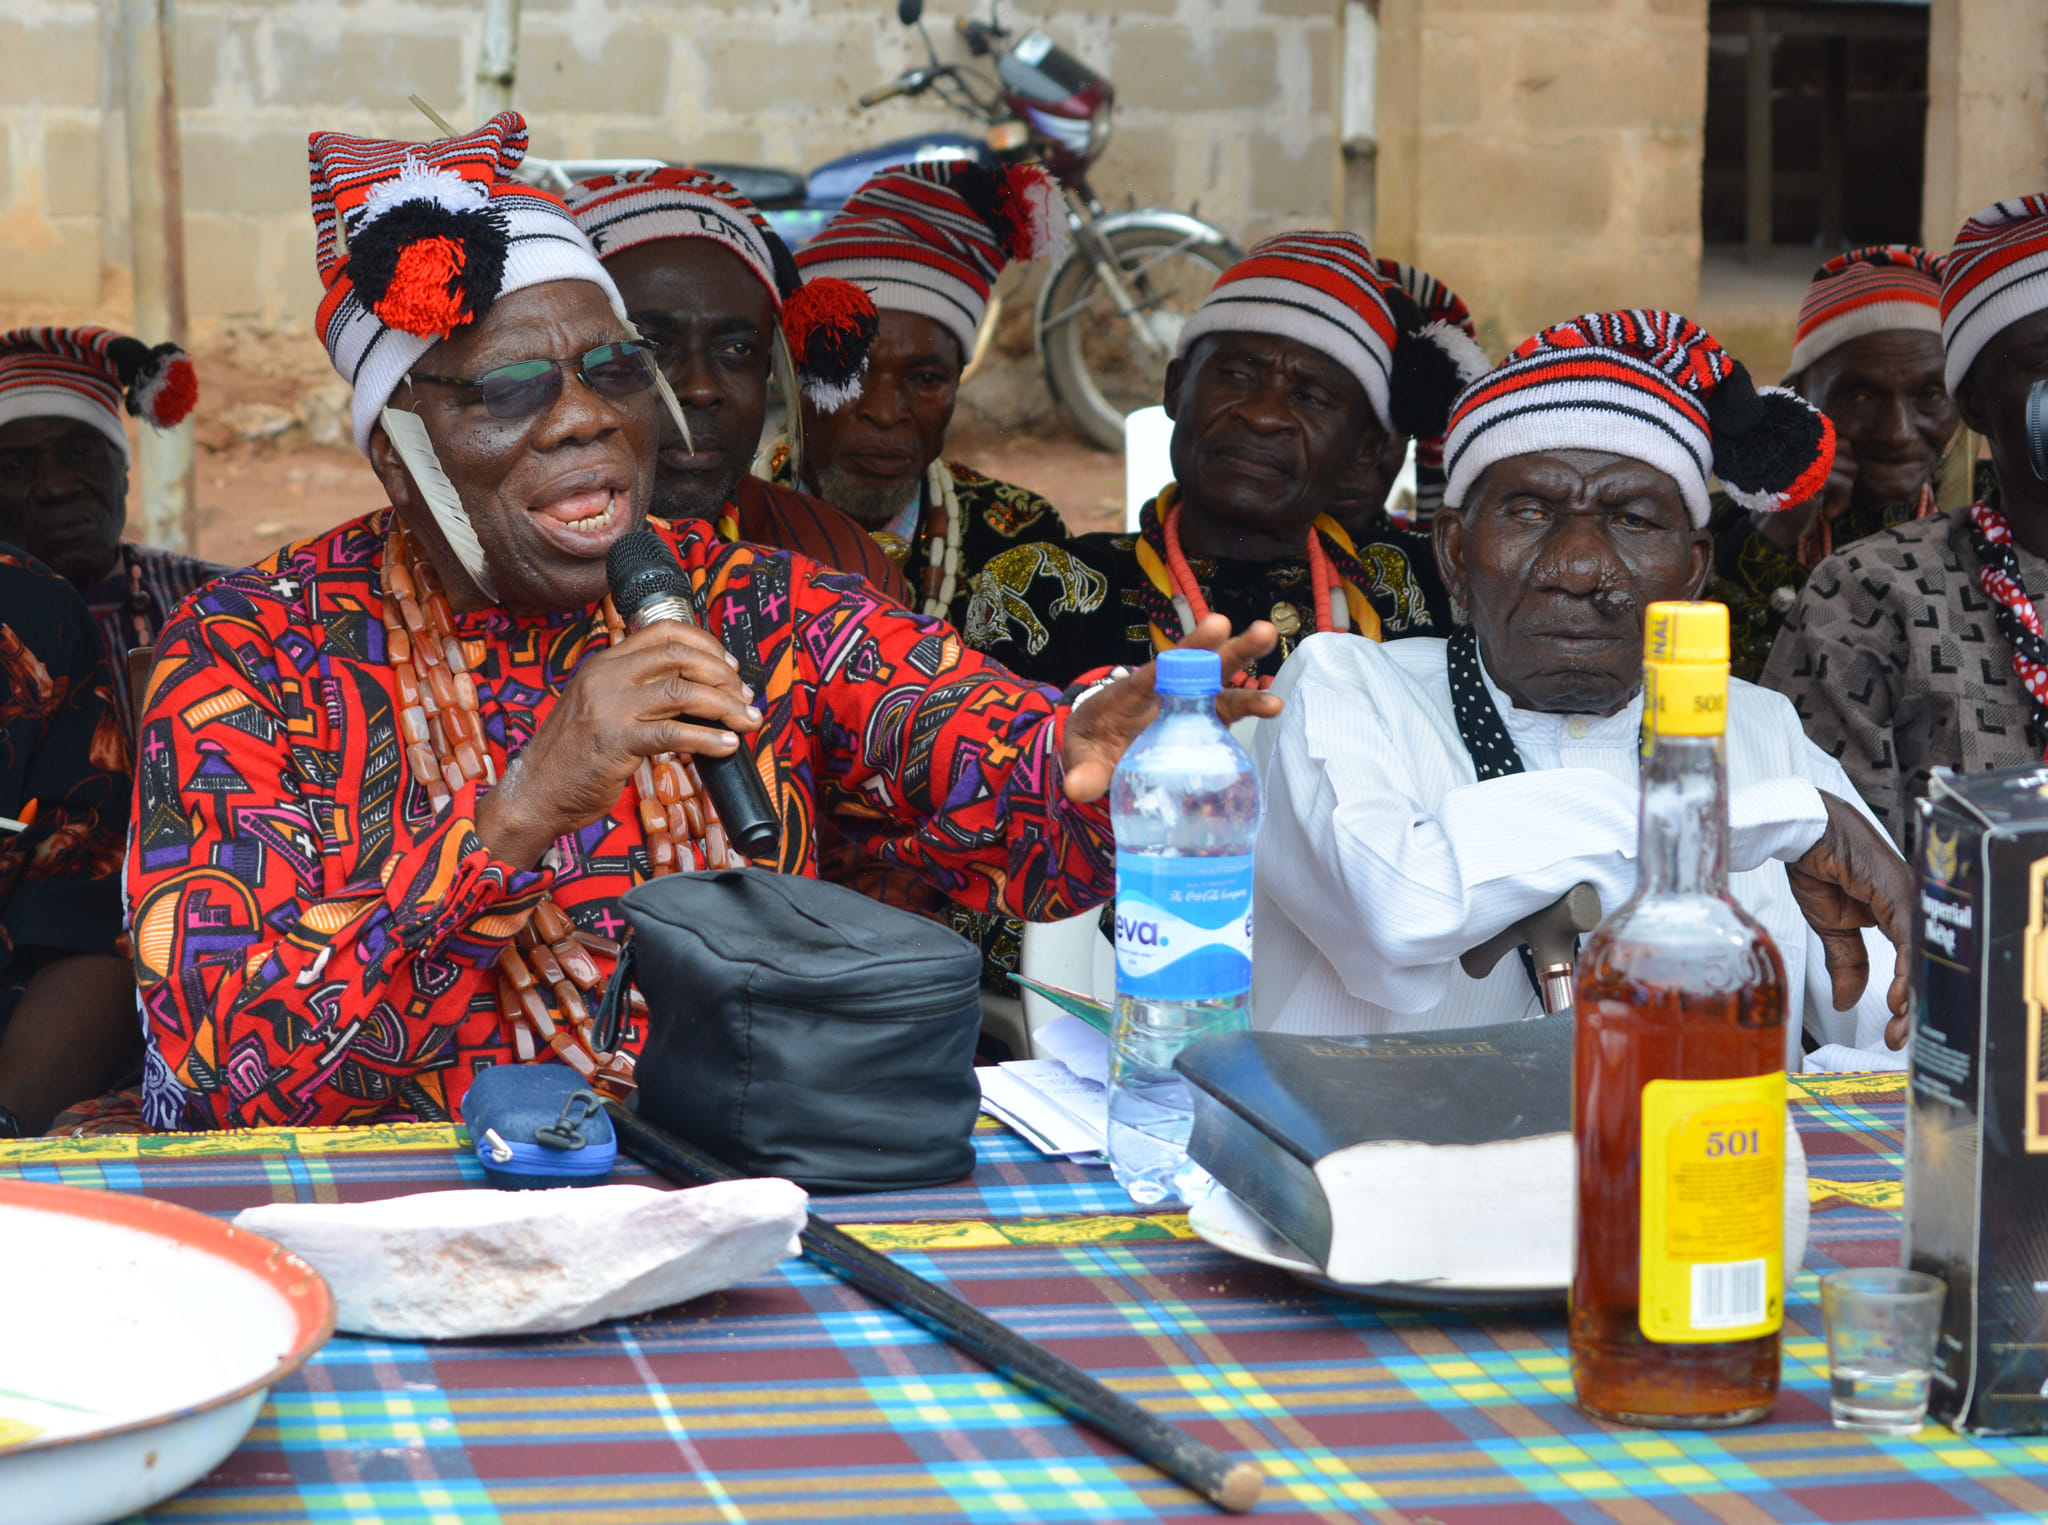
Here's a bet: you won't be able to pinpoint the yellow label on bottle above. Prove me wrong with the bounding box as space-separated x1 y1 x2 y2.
1644 601 1729 665
1638 1071 1785 1343
1642 661 1728 739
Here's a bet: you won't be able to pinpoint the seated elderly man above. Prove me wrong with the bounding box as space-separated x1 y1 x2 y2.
770 161 1070 626
1707 247 1957 680
564 167 906 603
1764 201 2048 846
1323 258 1481 538
1254 311 1912 1072
0 328 221 734
0 546 133 1136
129 115 1277 1130
967 233 1476 689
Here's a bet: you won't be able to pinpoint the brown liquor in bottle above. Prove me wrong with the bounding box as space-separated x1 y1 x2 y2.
1573 935 1787 1424
1570 601 1788 1428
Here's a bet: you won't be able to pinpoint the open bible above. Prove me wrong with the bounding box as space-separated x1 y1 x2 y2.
1176 1015 1573 1287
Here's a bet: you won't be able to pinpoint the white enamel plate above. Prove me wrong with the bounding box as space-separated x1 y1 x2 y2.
0 1179 335 1525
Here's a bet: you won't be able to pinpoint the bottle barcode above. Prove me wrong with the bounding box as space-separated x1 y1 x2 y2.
1690 1258 1767 1328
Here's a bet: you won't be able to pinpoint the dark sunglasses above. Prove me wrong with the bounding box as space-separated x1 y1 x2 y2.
409 340 659 421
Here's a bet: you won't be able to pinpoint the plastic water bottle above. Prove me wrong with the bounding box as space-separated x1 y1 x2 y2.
1108 648 1260 1207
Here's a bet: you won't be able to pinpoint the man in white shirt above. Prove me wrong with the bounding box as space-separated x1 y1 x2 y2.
1254 310 1913 1071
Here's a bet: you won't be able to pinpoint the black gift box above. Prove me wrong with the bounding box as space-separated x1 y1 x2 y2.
1906 764 2048 1435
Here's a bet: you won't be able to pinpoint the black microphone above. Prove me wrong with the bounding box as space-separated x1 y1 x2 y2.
605 528 780 859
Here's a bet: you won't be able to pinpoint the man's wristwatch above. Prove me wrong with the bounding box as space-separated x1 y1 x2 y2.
0 1102 22 1139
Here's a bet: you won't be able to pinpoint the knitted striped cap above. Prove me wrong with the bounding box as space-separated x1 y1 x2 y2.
1373 257 1480 513
565 166 878 412
0 326 198 458
793 160 1064 363
1443 310 1835 528
1176 232 1488 441
1941 195 2048 394
1786 245 1944 375
309 111 627 455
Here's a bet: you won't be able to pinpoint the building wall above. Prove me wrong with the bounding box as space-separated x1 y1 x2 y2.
1375 0 1709 355
0 0 1341 336
1921 0 2048 249
11 0 2037 367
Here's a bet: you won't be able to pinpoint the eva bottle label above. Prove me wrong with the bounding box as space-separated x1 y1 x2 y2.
1114 851 1254 1001
1638 1071 1786 1342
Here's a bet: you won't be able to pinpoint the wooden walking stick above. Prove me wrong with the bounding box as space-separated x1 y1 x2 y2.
606 1103 1265 1514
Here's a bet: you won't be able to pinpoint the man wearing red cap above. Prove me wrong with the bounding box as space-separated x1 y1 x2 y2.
774 161 1071 628
946 233 1476 993
0 327 221 735
1765 200 2048 845
1708 247 1959 680
564 168 907 603
1253 310 1911 1071
128 114 1282 1130
966 232 1474 689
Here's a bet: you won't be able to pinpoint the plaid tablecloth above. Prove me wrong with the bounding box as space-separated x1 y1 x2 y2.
8 1073 2048 1524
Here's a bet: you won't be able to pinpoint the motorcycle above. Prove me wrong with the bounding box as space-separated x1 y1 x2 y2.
521 0 1241 452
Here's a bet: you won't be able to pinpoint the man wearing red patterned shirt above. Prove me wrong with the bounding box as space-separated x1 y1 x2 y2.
130 115 1277 1130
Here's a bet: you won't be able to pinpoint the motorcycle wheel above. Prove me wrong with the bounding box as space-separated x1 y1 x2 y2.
1037 221 1240 453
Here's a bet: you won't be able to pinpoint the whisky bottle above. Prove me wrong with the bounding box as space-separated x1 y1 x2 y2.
1570 600 1788 1427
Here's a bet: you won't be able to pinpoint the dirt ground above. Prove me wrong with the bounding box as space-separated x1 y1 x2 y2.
148 342 1129 575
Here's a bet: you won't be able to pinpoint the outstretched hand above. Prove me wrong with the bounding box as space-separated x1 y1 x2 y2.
1785 790 1914 1047
1061 615 1284 803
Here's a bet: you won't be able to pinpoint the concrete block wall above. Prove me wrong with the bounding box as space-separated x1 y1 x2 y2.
1375 0 1709 355
0 0 1342 337
1921 0 2048 249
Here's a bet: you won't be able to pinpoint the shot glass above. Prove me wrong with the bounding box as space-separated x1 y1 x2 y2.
1819 1268 1947 1435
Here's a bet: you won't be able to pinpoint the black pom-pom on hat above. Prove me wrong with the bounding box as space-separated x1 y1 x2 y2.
347 198 512 340
782 276 879 412
104 335 198 428
1384 285 1489 443
924 160 1064 264
1708 360 1836 513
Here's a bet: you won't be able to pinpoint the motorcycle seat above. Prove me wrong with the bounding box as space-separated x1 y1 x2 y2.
698 163 808 208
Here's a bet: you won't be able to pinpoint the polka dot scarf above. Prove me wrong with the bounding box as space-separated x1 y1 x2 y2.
1969 490 2048 750
1447 625 1525 780
1447 625 1557 998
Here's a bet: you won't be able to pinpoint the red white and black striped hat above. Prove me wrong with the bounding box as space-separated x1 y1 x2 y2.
1443 310 1835 527
0 326 197 458
564 167 878 411
1940 195 2048 394
1177 231 1488 442
308 111 626 455
793 160 1064 363
1373 257 1481 513
1787 245 1945 376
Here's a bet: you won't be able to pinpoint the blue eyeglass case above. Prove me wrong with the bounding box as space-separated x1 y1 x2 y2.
459 1063 618 1190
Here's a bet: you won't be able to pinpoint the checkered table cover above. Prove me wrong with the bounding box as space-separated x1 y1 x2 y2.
7 1073 2047 1523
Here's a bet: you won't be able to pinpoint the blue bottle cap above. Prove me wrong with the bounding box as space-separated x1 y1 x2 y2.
1154 648 1222 696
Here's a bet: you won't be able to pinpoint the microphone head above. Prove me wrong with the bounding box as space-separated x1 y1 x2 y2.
606 527 692 625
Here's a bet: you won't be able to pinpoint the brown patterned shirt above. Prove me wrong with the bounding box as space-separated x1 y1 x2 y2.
1760 499 2044 848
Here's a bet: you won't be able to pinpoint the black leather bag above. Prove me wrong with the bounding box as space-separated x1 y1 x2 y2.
620 870 984 1192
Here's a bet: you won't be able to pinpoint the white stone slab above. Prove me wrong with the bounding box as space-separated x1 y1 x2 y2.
235 1179 807 1340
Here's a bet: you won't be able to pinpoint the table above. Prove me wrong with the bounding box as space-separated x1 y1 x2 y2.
6 1072 2047 1523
